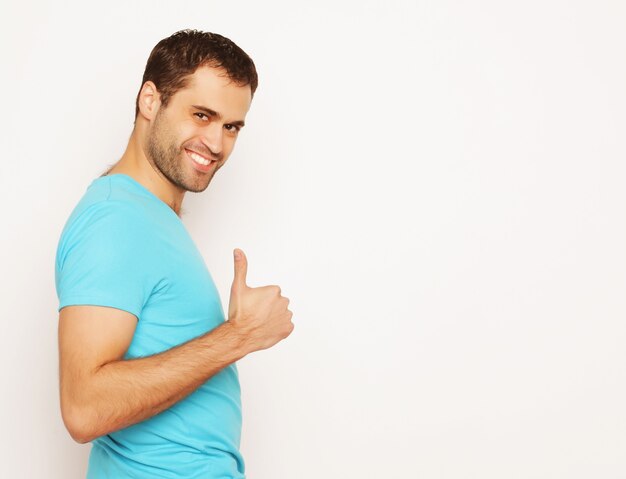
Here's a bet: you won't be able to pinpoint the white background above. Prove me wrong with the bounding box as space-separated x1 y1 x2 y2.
1 1 625 477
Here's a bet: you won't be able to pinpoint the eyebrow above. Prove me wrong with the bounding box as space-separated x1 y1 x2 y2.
191 104 245 127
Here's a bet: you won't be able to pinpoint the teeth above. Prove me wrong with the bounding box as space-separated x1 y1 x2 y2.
189 151 211 165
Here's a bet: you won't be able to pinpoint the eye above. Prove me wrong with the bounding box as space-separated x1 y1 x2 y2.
194 112 209 121
224 124 241 133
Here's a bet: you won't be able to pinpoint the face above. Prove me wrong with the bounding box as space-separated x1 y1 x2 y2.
145 66 252 193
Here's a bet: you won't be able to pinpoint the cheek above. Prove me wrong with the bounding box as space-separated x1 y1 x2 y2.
223 140 237 157
179 126 208 147
226 134 239 148
177 132 189 148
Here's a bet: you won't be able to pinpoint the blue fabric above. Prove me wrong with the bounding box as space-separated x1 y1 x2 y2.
55 174 245 478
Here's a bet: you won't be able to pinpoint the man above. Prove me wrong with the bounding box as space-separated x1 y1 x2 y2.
55 29 294 478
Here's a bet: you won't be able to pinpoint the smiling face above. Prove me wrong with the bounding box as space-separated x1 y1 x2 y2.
145 65 252 193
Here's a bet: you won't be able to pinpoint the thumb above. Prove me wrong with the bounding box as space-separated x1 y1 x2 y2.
232 248 248 290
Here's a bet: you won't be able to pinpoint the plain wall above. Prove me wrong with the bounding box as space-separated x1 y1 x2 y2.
2 0 626 477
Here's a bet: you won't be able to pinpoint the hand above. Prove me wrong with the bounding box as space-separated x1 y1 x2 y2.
227 248 294 353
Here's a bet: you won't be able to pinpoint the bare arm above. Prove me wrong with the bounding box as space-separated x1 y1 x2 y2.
59 306 249 443
59 249 293 444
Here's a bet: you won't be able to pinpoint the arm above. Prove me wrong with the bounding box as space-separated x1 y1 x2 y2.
59 248 293 444
59 305 249 444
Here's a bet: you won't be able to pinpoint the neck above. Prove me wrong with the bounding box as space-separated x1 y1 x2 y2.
102 124 185 216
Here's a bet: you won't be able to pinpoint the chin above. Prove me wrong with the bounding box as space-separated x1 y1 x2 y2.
185 179 212 193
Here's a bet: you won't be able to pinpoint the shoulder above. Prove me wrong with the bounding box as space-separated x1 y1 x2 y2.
61 197 146 246
56 181 154 261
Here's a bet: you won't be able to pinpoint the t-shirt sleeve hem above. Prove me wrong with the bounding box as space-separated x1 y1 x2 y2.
58 295 141 319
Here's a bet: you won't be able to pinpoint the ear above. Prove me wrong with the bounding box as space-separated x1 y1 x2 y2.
137 81 161 121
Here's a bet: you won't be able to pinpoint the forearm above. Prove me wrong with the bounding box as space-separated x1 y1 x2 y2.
71 321 248 442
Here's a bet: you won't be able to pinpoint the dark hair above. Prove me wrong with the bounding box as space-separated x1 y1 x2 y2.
134 29 258 119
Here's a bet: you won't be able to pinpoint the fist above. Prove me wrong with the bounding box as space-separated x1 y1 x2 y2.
227 248 294 353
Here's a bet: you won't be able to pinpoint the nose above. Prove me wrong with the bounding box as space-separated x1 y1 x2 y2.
201 122 223 157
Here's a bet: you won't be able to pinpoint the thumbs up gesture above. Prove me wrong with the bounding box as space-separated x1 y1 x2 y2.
227 248 294 354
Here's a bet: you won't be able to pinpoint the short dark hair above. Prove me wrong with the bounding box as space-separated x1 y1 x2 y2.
134 29 258 119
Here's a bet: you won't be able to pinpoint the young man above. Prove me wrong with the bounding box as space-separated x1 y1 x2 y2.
55 29 294 478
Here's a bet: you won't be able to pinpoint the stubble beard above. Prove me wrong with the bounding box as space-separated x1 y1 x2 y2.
146 110 213 193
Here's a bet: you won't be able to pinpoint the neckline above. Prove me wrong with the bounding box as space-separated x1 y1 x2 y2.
98 174 180 218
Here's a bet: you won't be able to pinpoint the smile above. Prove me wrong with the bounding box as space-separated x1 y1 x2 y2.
185 149 214 166
184 148 217 173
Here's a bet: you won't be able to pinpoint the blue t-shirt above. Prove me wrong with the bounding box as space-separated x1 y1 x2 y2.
55 174 245 479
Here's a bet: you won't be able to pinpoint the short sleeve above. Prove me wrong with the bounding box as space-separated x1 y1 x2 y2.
55 200 157 318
